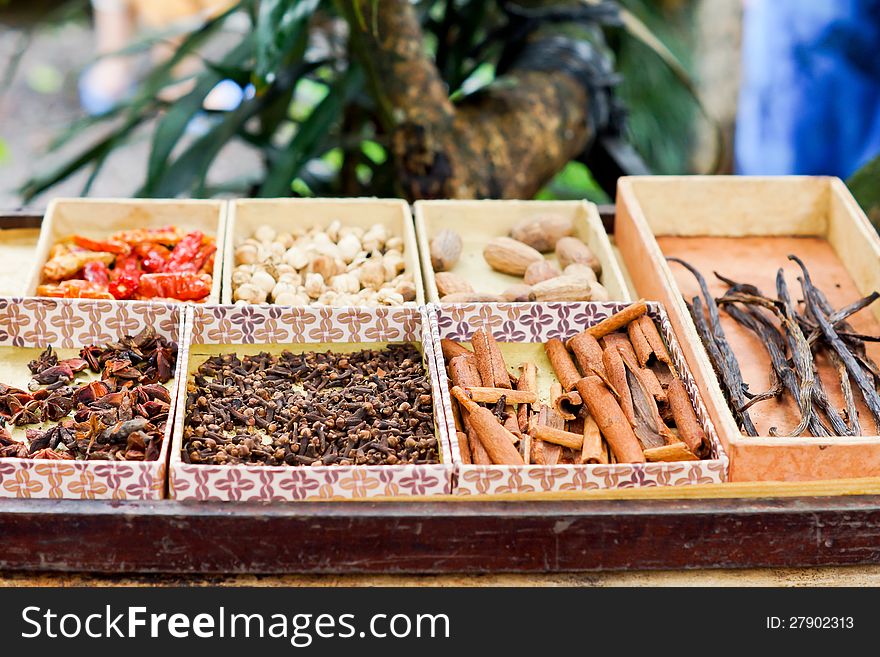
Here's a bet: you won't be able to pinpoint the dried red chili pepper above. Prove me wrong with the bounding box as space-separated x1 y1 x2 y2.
36 280 115 300
138 272 212 301
82 260 110 287
108 254 142 300
135 243 171 273
72 235 131 256
164 231 204 273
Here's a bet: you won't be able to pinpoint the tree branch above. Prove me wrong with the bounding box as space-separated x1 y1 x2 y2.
339 0 595 199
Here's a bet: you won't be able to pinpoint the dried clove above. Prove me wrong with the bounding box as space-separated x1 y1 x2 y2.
183 344 438 467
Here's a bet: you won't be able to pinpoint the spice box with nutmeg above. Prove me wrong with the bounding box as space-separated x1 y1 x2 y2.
415 200 630 304
224 198 423 307
169 304 453 501
0 297 185 500
25 198 226 303
430 301 727 494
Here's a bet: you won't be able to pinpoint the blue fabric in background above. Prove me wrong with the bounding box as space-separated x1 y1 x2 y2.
736 0 880 177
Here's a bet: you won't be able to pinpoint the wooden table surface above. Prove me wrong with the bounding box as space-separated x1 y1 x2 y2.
4 207 880 583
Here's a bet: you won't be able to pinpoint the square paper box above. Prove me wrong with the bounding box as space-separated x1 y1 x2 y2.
616 176 880 482
430 302 728 495
25 198 227 302
223 198 425 305
414 199 631 303
169 304 453 501
0 298 185 500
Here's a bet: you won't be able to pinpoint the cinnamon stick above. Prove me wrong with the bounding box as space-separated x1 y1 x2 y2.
567 332 606 379
470 432 493 464
544 338 581 391
575 376 645 463
602 344 634 424
516 363 537 434
643 442 698 462
448 354 481 388
451 387 524 465
627 320 653 368
584 300 648 339
603 332 639 369
533 425 584 450
637 315 672 365
544 384 565 464
580 416 607 464
667 378 706 455
472 327 511 389
441 338 472 363
464 386 537 404
553 390 582 421
456 431 473 464
638 367 667 404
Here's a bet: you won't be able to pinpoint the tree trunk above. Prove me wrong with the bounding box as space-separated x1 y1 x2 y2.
339 0 595 200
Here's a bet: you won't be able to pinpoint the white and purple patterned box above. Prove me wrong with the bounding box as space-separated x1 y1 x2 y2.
429 302 729 495
169 304 454 501
0 298 185 500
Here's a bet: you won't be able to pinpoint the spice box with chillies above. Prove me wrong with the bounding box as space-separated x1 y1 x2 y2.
25 198 226 302
415 200 631 304
430 301 726 494
169 304 453 501
617 175 880 481
223 198 424 307
0 298 185 500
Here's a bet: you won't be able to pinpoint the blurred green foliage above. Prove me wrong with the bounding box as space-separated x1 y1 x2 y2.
848 154 880 229
19 0 702 202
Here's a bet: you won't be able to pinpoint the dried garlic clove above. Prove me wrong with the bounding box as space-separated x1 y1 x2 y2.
254 225 277 243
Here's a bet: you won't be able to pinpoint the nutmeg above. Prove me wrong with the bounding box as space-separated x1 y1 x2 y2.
523 260 561 286
483 237 543 276
509 214 573 253
555 237 601 274
435 271 474 297
430 229 463 272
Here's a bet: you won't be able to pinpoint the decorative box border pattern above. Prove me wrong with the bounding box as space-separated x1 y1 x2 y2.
428 302 729 495
170 304 454 501
0 298 185 500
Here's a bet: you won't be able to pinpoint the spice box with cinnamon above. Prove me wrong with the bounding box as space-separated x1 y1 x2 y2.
0 297 185 499
223 198 424 307
25 198 226 303
617 175 880 481
430 301 726 494
415 200 630 304
169 304 453 501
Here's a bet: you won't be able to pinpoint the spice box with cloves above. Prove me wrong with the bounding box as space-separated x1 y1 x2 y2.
169 304 454 501
0 298 185 500
432 301 727 495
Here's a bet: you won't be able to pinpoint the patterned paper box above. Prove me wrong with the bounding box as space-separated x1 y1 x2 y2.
24 198 227 303
429 302 728 495
0 298 185 500
169 304 454 501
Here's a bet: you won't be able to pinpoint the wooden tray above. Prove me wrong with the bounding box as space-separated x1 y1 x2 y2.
3 207 880 574
616 176 880 482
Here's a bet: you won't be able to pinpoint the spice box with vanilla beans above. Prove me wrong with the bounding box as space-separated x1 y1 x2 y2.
617 176 880 482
